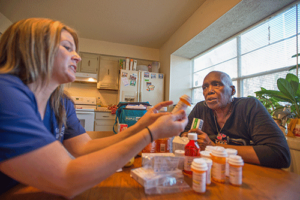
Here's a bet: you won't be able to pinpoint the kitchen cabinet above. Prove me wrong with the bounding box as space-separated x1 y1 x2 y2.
94 112 115 131
77 53 99 74
97 56 119 90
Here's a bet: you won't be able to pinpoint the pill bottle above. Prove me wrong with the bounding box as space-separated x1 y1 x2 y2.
201 158 212 185
205 145 215 152
156 138 172 153
191 158 208 193
228 155 244 186
172 94 191 113
200 151 212 159
225 148 238 177
142 140 157 153
175 150 185 170
183 133 200 176
211 146 228 183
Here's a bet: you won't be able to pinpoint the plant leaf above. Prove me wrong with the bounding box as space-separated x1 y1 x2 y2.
286 73 299 83
277 78 295 102
255 90 293 103
292 53 300 58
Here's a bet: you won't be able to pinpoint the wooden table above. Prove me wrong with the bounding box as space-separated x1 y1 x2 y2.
1 156 300 200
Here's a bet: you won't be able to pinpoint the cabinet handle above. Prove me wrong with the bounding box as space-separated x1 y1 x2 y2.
103 116 109 118
108 69 109 75
88 60 90 66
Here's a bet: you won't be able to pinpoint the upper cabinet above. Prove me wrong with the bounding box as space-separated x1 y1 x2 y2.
77 53 99 74
97 56 119 90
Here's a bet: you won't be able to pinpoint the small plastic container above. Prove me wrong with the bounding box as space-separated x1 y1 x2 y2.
175 150 185 170
191 158 208 193
202 158 212 185
225 148 238 177
183 133 200 176
200 151 211 159
156 138 172 153
205 145 215 152
172 95 191 113
228 155 244 186
211 147 228 183
151 61 160 73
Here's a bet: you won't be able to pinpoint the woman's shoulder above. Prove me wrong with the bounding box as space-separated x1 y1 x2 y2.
0 74 34 99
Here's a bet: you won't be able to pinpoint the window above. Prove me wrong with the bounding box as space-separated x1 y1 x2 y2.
192 3 299 104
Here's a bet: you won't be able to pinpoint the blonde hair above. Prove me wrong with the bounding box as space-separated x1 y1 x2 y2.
0 18 79 131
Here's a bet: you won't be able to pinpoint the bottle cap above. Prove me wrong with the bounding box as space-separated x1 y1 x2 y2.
191 158 208 171
225 148 238 156
228 155 244 166
211 146 228 157
200 151 211 158
188 133 197 140
205 145 215 152
175 150 185 156
180 95 191 106
201 157 212 165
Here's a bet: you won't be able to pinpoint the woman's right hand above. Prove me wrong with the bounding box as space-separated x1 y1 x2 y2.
148 110 188 140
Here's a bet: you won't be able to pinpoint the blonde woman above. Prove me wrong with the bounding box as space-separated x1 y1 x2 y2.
0 18 187 197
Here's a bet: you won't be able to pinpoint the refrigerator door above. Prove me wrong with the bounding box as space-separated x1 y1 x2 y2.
118 69 139 102
139 71 164 106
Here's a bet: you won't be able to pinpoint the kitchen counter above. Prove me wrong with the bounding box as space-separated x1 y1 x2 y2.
1 156 300 200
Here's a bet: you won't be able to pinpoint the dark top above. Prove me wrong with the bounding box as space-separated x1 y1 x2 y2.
185 97 291 168
0 74 86 194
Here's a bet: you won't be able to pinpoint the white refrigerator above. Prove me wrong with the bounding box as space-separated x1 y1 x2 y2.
118 69 164 106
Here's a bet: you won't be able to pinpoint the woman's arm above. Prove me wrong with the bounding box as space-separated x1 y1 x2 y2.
64 101 173 157
0 110 187 198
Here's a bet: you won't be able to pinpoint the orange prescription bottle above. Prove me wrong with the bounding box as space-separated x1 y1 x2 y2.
211 147 228 183
183 133 200 176
172 95 191 113
191 158 208 193
228 155 244 186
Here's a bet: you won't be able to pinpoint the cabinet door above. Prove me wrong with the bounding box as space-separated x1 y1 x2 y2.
98 56 119 90
80 53 99 73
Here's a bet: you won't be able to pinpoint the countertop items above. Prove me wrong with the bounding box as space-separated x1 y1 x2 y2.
1 156 300 199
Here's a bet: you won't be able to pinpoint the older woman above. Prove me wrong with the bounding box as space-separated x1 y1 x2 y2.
0 18 187 197
183 71 290 168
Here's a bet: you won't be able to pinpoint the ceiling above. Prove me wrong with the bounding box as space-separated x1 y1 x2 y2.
0 0 205 49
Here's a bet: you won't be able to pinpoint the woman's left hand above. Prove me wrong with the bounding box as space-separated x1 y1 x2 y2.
135 101 173 130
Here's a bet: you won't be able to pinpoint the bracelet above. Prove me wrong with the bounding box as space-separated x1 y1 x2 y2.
146 127 153 143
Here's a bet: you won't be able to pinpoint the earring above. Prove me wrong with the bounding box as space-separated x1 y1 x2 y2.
204 101 208 107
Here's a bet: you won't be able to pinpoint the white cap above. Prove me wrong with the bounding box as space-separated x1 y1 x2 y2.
180 95 191 105
211 146 228 157
175 150 185 156
188 133 197 140
226 148 238 156
191 158 208 171
228 155 244 166
205 145 216 152
200 151 211 158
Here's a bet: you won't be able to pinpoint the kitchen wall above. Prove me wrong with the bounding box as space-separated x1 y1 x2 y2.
0 12 12 33
159 0 242 104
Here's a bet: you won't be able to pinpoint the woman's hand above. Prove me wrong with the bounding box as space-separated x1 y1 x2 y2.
135 101 173 131
188 128 215 150
149 110 188 140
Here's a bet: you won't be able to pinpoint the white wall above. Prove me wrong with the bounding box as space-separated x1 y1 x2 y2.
159 0 242 102
0 12 12 33
79 38 159 61
169 55 192 104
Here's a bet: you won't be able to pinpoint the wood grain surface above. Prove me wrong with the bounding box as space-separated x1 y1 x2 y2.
1 156 300 200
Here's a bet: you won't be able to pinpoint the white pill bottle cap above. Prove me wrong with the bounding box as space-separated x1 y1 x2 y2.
188 133 197 140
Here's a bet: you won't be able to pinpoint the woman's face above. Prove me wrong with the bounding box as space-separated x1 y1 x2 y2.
202 72 234 110
52 30 81 85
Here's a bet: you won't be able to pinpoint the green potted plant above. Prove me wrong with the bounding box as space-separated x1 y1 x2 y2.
255 73 300 137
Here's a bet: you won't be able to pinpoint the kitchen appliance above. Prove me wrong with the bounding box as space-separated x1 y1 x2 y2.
118 69 164 106
71 96 96 131
75 72 98 83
